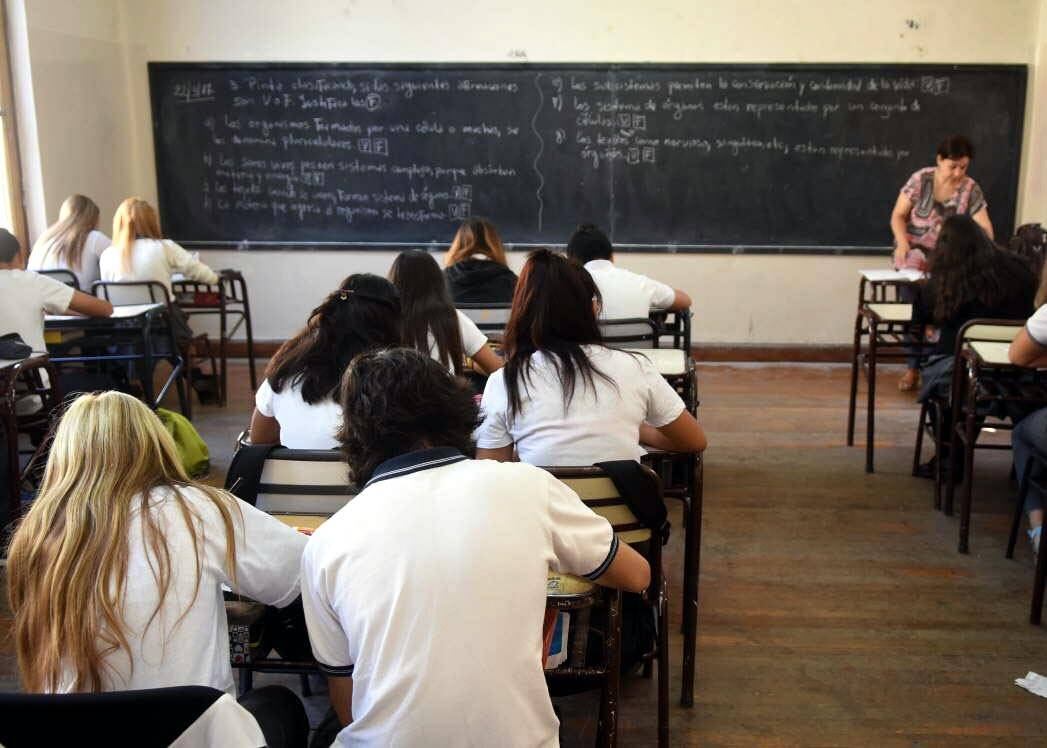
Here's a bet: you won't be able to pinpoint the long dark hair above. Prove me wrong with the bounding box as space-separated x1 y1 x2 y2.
929 215 1019 321
502 249 615 418
389 250 465 375
265 274 401 404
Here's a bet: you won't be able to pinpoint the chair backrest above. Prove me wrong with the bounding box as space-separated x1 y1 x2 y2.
960 319 1024 344
456 302 511 340
599 317 660 349
92 280 172 307
652 308 692 351
544 465 657 545
35 269 80 290
255 447 358 515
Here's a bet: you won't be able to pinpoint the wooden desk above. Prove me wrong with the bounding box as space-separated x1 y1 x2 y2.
45 303 189 415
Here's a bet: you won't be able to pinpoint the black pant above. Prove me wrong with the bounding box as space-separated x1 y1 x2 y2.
238 685 309 748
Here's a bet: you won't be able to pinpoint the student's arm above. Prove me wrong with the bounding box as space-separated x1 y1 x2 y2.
66 289 113 317
973 206 994 240
248 408 281 445
476 445 514 462
1009 328 1047 368
470 345 503 375
223 498 308 606
327 676 353 727
890 192 913 269
591 541 650 593
163 239 219 284
640 411 706 453
669 288 691 311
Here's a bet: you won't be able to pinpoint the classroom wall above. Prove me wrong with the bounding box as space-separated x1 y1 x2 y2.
9 0 1047 346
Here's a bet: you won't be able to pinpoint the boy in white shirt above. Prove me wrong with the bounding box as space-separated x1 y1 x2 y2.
0 228 112 353
301 348 651 747
566 223 691 320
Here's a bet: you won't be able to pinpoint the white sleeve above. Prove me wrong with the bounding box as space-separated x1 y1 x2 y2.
639 274 677 310
1026 305 1047 347
31 272 75 314
638 355 685 427
456 310 489 357
80 231 109 287
475 369 513 449
544 473 618 581
301 538 354 675
163 239 219 284
225 498 308 608
255 379 276 418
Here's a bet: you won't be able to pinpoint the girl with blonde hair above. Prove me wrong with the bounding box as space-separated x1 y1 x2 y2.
6 391 307 697
27 194 109 289
443 217 517 303
99 197 220 343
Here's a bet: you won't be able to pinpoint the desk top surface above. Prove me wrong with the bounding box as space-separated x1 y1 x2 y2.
46 303 165 324
968 340 1014 366
860 269 925 283
624 347 689 376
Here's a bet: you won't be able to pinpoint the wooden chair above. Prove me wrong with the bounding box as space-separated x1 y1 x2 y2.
545 465 669 748
35 268 80 289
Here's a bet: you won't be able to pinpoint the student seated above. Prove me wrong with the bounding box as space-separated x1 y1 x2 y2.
27 194 109 291
566 223 691 320
300 348 650 746
99 198 219 345
0 227 112 353
475 249 706 465
443 217 518 303
390 249 502 376
6 392 308 743
249 274 401 449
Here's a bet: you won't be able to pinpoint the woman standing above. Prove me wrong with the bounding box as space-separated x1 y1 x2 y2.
890 135 994 390
27 195 109 290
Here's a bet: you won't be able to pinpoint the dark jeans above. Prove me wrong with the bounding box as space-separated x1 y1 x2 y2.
1013 406 1047 514
238 685 309 748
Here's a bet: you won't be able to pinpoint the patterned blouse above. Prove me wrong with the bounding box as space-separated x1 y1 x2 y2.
901 166 987 251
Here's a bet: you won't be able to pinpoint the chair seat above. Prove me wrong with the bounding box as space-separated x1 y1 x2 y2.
865 303 913 322
969 340 1014 366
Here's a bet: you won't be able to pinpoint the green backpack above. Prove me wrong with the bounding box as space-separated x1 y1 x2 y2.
156 407 210 477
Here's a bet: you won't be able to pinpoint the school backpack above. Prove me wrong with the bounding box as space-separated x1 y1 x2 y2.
155 408 210 477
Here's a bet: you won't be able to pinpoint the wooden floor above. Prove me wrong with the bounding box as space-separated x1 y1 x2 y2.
5 361 1047 745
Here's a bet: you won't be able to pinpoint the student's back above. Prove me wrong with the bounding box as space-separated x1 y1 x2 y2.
443 217 517 304
27 195 108 291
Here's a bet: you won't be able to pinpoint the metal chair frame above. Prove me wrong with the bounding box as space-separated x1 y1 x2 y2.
35 268 80 289
1 355 60 525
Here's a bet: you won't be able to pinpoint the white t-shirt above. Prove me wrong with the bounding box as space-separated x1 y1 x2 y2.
301 451 618 748
477 345 685 465
1025 304 1047 347
27 229 110 291
255 378 342 450
584 259 676 320
426 310 489 371
0 269 75 352
100 238 219 295
54 485 306 696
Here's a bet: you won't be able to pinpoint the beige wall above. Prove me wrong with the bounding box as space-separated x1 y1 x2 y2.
9 0 1046 344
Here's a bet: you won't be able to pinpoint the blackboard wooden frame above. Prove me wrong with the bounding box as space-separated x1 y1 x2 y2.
149 62 1027 255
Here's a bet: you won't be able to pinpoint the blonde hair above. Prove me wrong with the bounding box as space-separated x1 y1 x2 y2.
445 217 508 267
36 195 100 271
112 198 163 274
6 391 239 693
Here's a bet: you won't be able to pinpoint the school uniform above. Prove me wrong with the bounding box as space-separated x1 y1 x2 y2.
477 345 685 465
444 259 517 303
52 485 307 696
427 310 489 372
99 238 218 296
1013 304 1047 517
301 448 619 747
583 259 676 320
0 269 74 352
255 378 342 450
27 229 110 290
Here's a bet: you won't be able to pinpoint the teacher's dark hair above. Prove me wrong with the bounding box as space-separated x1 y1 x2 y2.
389 249 465 375
337 348 479 484
936 135 974 161
265 274 401 404
503 248 616 419
566 223 613 265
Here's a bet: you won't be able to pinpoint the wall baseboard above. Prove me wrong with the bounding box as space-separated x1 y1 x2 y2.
218 340 852 364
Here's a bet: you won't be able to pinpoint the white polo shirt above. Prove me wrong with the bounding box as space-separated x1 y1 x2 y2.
0 269 75 352
28 229 110 291
54 485 307 696
301 449 618 748
255 378 342 450
427 310 489 371
584 259 676 320
1026 304 1047 347
476 345 685 465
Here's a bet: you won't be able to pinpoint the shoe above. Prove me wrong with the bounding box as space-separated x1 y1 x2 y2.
898 369 920 392
1030 526 1042 558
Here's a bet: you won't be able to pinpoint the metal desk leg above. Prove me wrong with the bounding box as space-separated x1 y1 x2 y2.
865 320 878 473
680 454 702 707
958 410 978 554
847 312 864 446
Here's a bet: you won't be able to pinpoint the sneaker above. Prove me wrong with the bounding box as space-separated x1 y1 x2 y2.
1029 526 1042 557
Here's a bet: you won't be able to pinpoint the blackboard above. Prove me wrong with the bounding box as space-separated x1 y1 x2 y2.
149 63 1027 253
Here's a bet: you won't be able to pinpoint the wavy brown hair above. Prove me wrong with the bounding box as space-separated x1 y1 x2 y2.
445 217 508 267
6 392 240 692
35 195 100 272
